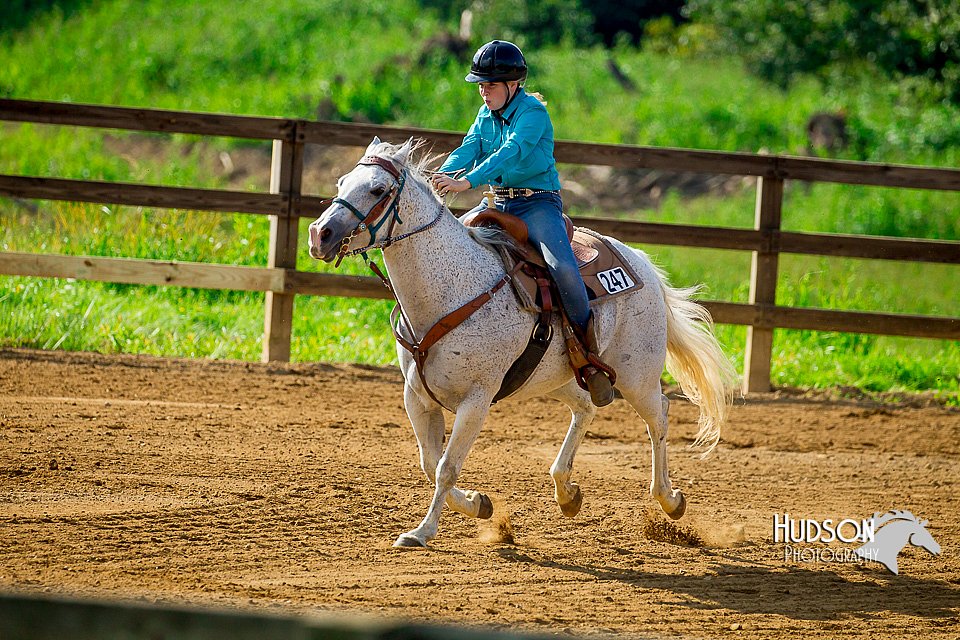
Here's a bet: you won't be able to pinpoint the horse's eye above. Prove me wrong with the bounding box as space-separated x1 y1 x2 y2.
371 186 386 197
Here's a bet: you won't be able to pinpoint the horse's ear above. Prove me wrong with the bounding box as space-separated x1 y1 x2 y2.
394 137 416 164
365 136 382 155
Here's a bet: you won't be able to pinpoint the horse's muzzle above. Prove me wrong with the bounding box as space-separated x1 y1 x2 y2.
308 221 340 262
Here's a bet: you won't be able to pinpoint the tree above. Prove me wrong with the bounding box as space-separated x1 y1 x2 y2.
685 0 960 102
418 0 687 48
583 0 687 46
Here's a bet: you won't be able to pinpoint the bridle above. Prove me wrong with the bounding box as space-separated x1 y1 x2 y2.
331 155 443 267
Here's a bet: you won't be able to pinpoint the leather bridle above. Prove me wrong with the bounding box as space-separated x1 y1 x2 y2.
332 155 408 266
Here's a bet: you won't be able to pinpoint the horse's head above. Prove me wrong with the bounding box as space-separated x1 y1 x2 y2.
308 137 418 263
909 520 941 556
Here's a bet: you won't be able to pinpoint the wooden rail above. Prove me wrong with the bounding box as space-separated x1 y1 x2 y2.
0 592 558 640
1 98 958 392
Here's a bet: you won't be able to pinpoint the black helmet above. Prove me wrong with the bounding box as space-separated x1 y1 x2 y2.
465 40 527 83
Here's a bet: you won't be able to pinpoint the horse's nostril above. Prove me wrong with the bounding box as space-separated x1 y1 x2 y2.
320 227 332 241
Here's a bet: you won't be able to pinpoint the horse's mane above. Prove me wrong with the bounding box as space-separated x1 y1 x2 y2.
368 138 440 194
369 137 525 261
466 224 528 262
872 510 921 529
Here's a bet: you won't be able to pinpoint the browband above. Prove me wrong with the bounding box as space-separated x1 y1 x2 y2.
358 155 402 181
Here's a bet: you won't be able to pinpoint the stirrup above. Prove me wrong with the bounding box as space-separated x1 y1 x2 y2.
561 314 617 406
583 365 615 407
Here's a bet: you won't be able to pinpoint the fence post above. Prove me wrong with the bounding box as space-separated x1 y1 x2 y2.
262 135 304 362
742 176 783 393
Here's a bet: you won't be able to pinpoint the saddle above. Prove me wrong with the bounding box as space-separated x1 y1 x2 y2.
463 209 643 312
463 209 643 402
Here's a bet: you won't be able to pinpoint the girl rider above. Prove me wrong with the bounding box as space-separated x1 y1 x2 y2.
431 40 615 407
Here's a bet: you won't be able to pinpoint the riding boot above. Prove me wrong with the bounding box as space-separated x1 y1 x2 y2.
580 315 616 407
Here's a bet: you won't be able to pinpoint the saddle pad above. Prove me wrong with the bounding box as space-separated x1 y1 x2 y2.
507 227 644 313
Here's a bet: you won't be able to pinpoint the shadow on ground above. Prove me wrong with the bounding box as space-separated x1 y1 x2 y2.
495 547 959 622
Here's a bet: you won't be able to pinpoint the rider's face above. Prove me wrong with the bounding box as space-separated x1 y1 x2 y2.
478 81 516 111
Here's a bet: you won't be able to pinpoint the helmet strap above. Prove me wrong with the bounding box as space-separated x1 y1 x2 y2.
497 81 521 119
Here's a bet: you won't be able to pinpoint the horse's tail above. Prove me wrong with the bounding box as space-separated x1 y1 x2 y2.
654 266 739 457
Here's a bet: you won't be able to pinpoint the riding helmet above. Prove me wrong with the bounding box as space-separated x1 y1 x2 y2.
465 40 527 83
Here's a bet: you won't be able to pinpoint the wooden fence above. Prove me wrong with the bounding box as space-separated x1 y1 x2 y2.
0 591 558 640
1 98 958 393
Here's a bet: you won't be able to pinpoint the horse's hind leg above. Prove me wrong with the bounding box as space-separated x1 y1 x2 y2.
403 384 493 521
548 382 596 518
620 383 686 519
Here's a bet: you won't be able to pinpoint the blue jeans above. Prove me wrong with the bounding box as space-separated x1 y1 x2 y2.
466 192 591 331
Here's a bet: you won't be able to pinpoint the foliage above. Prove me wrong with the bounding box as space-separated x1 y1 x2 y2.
685 0 960 104
580 0 687 46
417 0 686 47
418 0 597 47
3 0 959 164
0 0 89 33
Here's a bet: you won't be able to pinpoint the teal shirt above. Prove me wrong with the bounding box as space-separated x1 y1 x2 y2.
440 88 562 191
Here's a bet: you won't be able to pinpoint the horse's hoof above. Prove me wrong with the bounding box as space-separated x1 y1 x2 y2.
665 493 686 520
477 493 494 519
393 534 428 549
559 485 583 518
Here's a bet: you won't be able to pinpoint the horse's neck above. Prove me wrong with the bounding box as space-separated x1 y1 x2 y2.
876 520 914 549
382 183 504 333
860 521 912 561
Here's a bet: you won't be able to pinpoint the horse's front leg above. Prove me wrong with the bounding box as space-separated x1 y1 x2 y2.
548 383 597 517
402 383 493 520
395 391 491 548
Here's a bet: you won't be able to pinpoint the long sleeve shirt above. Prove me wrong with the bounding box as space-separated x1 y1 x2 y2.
439 88 562 191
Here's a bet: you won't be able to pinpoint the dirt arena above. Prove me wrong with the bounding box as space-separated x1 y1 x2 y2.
1 348 958 639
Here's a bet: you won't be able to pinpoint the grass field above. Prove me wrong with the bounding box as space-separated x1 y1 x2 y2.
1 0 957 401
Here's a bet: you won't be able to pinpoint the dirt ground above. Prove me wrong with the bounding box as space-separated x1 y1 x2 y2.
1 348 958 639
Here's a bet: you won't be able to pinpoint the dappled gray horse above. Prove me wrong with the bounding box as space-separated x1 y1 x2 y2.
309 138 737 548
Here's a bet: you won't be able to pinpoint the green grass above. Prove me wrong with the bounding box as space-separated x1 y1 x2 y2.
3 193 956 402
0 0 957 401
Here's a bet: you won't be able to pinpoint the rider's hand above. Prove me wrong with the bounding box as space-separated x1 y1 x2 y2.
431 174 471 196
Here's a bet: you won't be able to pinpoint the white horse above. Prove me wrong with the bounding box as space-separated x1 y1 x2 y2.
308 138 737 548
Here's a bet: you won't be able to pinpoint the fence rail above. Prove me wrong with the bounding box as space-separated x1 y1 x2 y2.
0 592 556 640
1 175 956 264
1 98 958 391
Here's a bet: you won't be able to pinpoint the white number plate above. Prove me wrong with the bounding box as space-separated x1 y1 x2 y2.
596 267 636 295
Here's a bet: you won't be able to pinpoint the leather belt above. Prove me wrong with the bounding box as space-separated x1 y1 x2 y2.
485 187 559 199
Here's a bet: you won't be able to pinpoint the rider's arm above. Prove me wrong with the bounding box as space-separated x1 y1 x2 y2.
462 105 547 188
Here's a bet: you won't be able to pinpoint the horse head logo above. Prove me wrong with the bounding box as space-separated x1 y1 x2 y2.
854 510 941 575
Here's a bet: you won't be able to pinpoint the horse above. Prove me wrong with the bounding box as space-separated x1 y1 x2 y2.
308 137 738 548
854 510 941 574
